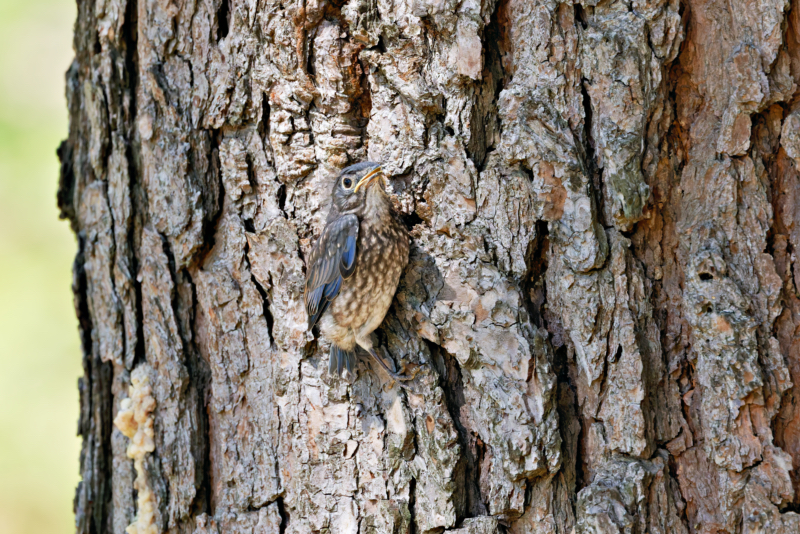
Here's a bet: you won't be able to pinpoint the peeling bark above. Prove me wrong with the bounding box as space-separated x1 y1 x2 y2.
61 0 800 531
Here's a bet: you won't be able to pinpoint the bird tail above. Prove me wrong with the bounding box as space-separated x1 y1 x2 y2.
329 345 357 381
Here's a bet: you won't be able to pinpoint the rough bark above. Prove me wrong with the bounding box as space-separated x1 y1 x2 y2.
59 0 800 532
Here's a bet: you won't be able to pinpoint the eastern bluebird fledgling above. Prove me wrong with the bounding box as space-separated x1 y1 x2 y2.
304 162 412 384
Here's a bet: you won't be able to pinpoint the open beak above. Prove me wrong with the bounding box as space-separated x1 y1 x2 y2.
353 165 383 193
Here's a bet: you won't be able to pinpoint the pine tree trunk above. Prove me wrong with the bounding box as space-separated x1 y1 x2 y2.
59 0 800 531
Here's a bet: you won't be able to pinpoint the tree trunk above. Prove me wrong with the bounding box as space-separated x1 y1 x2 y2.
59 0 800 531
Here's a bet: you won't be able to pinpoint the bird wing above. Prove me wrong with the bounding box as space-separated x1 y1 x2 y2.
305 213 359 330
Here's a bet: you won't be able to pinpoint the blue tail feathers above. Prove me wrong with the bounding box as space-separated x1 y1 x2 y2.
329 345 357 380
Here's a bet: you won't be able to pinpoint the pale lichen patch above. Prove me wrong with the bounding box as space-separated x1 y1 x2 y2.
114 365 158 534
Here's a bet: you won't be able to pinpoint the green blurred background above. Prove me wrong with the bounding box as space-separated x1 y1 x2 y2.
0 0 81 532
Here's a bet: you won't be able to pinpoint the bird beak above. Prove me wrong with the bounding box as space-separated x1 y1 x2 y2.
353 165 383 193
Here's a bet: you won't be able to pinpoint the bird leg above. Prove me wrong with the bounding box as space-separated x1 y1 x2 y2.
366 347 417 384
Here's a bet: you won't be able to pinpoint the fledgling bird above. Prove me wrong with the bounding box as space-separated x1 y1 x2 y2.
304 162 412 384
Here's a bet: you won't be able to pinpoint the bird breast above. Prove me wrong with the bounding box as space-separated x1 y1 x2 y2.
328 217 409 334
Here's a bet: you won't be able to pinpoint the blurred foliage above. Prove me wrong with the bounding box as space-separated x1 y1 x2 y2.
0 0 81 533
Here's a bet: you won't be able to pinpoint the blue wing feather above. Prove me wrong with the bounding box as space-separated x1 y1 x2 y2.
305 214 359 330
308 295 331 330
324 276 342 299
307 286 325 316
340 235 357 278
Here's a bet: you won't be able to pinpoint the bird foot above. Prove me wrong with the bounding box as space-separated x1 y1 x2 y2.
367 348 419 387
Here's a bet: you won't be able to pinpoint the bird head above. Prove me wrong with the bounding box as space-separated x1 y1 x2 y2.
330 161 387 215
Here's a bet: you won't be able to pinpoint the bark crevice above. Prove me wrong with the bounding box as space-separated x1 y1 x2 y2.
429 340 488 523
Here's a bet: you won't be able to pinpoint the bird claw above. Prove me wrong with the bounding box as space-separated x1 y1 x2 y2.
367 348 420 387
396 362 422 381
385 369 414 382
381 370 422 394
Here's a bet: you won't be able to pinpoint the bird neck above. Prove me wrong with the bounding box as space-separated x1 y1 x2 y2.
362 186 392 223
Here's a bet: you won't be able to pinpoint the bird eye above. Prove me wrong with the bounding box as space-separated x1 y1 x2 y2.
342 177 353 189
